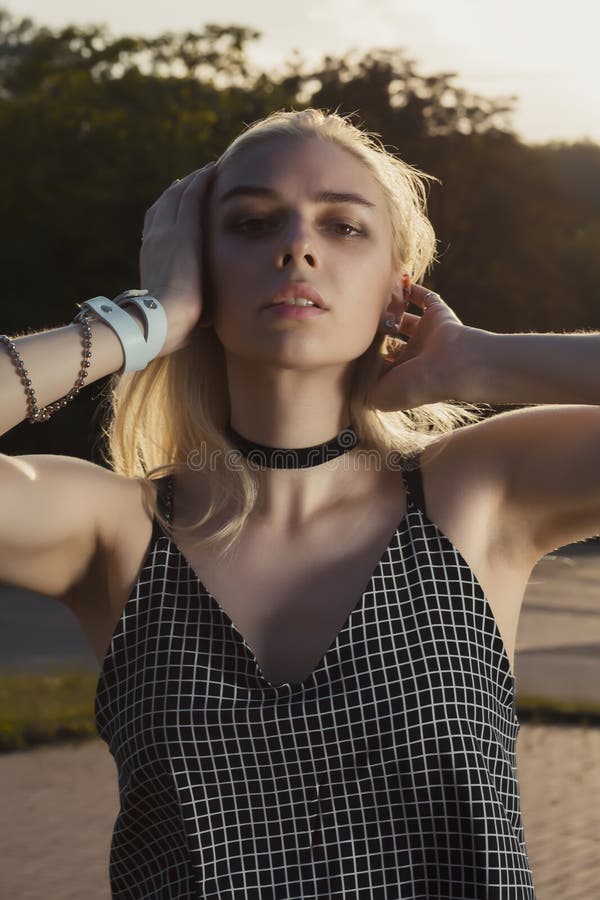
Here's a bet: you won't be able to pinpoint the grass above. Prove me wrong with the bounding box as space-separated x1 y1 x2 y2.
0 669 99 752
516 693 600 728
1 671 600 753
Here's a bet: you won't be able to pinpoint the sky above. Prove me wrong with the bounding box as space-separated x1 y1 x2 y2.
4 0 600 145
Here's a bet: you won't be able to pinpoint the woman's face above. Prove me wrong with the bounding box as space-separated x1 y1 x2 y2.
205 135 401 370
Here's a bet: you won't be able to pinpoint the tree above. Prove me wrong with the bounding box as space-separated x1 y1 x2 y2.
0 5 597 460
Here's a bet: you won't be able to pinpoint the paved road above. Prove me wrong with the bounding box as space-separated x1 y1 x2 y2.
1 724 598 899
515 543 600 707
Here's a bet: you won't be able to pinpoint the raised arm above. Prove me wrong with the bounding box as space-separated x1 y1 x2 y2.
0 162 216 606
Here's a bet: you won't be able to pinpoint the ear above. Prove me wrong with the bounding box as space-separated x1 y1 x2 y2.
378 272 410 335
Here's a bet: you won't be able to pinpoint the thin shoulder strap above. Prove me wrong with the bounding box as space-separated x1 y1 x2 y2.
402 454 426 517
150 474 174 542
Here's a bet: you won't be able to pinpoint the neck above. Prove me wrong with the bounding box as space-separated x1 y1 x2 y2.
223 354 357 449
225 418 363 526
222 360 362 522
226 420 358 468
237 447 368 528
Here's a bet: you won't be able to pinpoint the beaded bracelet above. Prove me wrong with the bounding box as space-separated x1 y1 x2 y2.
0 312 93 424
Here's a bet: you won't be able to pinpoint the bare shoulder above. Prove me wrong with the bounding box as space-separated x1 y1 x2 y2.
59 466 162 664
81 466 162 606
419 412 516 498
93 467 159 546
18 455 157 554
418 414 544 567
418 417 500 485
418 413 517 505
0 453 153 607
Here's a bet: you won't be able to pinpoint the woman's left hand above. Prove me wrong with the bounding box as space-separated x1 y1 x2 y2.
366 284 481 411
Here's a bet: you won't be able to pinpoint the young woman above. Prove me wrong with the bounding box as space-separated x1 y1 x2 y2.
2 108 599 898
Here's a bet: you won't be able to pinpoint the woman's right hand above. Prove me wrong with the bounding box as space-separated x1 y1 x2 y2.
139 162 217 357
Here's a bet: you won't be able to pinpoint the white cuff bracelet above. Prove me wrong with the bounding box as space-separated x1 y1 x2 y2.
74 290 168 373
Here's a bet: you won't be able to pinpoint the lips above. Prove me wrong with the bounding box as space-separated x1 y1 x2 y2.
265 281 328 310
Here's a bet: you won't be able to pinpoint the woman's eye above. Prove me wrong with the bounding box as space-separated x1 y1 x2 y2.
233 218 270 234
333 222 364 237
228 218 365 237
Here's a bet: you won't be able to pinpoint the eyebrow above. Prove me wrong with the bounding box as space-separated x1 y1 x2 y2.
219 185 376 208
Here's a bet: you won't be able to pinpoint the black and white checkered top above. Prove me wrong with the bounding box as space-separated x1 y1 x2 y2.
95 457 536 898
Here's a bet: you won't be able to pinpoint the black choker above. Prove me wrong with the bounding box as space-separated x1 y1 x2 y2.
225 422 359 469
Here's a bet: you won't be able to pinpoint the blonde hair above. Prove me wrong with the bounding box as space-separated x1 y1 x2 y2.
100 107 489 559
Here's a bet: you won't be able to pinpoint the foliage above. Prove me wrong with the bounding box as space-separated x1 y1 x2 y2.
0 669 98 752
0 4 598 459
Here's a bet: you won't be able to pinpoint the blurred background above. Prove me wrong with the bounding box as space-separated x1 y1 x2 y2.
0 3 599 896
1 0 600 464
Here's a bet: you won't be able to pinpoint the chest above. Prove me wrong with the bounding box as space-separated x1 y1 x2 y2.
170 486 408 685
87 447 537 688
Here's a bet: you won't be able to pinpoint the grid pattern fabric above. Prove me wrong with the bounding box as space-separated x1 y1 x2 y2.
95 457 536 898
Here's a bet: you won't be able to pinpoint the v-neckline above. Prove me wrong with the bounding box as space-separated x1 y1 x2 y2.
163 472 416 690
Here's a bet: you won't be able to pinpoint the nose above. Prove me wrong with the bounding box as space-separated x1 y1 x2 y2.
276 215 317 269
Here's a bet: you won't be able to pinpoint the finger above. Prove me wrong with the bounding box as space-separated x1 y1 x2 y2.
394 312 420 333
143 186 179 231
381 337 408 365
148 164 217 227
177 163 217 224
159 175 196 222
142 200 164 242
168 163 216 188
168 162 217 203
408 285 443 309
382 293 419 331
156 164 215 200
